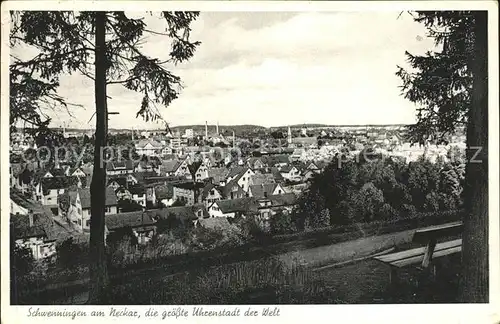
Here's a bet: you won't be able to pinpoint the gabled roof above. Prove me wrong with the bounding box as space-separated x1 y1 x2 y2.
10 213 49 239
270 168 285 182
81 166 93 177
266 193 297 207
40 176 81 192
202 182 222 199
155 184 174 200
10 208 71 241
107 176 128 188
129 171 158 183
246 157 265 169
152 204 207 223
105 211 155 230
315 161 328 170
161 159 181 173
226 166 247 180
162 154 177 160
249 183 279 198
214 197 259 214
261 155 290 167
106 160 135 171
81 187 117 208
207 167 230 184
135 139 163 149
128 184 146 195
172 181 206 191
135 160 157 170
279 164 297 173
50 168 67 177
11 188 53 215
221 178 245 198
70 166 86 175
198 217 232 230
188 161 203 178
61 187 117 209
249 173 276 186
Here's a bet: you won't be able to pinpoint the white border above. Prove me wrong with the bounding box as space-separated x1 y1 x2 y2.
1 2 499 324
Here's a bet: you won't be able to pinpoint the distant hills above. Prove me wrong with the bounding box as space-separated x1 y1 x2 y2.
19 123 413 134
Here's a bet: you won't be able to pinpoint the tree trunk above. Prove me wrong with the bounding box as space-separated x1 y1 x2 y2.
88 11 109 304
459 11 488 303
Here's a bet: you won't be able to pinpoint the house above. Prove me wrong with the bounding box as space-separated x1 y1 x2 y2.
134 159 157 173
145 186 157 207
246 157 266 170
254 193 298 226
11 163 35 193
248 173 276 186
305 161 321 172
267 192 297 209
129 185 147 207
81 165 94 178
126 171 158 186
303 169 319 181
189 162 209 182
161 146 173 156
279 165 302 182
135 139 164 156
107 175 128 191
208 197 259 218
225 167 255 193
70 167 87 178
42 167 67 178
159 158 191 179
155 184 174 207
11 188 54 217
152 204 207 229
58 187 118 232
201 153 216 168
10 212 57 260
106 160 135 176
105 211 156 245
34 176 82 207
290 137 318 148
221 179 246 200
269 168 285 183
115 186 132 201
172 182 205 206
10 189 73 259
290 149 306 161
248 183 285 199
260 155 291 168
202 182 223 208
207 167 230 186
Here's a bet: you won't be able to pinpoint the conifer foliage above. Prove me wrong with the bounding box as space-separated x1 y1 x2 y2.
396 11 488 303
10 11 200 303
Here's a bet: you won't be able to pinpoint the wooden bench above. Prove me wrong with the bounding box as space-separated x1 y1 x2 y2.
374 221 463 285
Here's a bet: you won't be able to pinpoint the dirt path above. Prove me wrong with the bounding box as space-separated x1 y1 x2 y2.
279 228 416 268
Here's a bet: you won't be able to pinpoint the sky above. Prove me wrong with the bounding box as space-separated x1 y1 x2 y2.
13 11 437 129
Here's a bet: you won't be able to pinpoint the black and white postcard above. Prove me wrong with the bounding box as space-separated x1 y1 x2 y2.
1 1 499 323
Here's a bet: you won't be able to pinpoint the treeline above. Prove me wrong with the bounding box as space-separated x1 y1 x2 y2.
273 146 465 234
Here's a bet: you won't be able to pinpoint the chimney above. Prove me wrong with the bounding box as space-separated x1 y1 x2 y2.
205 121 208 139
216 122 219 135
